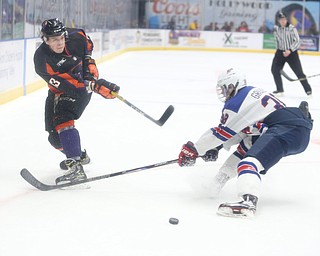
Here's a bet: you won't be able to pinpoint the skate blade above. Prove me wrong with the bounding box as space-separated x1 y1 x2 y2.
60 184 91 190
57 181 91 190
217 207 255 218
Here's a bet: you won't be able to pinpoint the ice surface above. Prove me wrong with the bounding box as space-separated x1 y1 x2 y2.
0 50 319 256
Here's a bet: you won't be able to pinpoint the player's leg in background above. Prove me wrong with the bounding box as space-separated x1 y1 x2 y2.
211 153 239 196
211 135 256 196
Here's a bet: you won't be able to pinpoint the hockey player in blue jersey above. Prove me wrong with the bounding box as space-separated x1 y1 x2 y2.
178 68 313 218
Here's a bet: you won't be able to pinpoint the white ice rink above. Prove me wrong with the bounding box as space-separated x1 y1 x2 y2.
0 50 319 256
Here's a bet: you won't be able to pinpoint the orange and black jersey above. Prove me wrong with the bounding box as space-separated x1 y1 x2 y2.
34 28 94 95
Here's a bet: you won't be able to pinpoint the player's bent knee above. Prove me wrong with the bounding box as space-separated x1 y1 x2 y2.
48 131 63 151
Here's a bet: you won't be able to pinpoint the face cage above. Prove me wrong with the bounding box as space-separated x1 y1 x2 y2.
216 82 238 103
216 84 228 102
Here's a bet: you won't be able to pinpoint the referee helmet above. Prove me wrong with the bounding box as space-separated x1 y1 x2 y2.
277 12 287 19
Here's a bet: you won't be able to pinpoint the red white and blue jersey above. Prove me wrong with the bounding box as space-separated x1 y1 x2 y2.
195 86 286 155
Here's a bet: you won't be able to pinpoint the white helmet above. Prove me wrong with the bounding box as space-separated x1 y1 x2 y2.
216 68 246 102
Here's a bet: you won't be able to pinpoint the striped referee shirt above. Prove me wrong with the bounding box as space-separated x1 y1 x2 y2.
274 24 301 52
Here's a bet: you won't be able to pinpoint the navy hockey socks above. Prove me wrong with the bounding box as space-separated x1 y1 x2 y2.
58 128 82 159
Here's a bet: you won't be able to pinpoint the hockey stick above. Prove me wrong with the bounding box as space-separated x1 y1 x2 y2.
20 159 179 191
280 69 320 82
113 93 174 126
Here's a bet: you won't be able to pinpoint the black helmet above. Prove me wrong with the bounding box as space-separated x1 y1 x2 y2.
277 12 287 19
41 18 66 38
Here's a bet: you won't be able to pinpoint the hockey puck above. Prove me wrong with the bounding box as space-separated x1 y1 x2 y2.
169 218 179 225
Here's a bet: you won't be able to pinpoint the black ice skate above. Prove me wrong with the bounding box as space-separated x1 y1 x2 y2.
60 150 90 170
217 194 258 218
56 159 87 185
299 101 312 120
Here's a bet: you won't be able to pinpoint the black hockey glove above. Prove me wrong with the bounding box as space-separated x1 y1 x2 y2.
201 149 219 162
201 145 222 162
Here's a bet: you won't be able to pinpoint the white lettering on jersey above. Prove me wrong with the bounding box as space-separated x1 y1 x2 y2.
49 78 60 88
56 57 66 67
195 87 285 155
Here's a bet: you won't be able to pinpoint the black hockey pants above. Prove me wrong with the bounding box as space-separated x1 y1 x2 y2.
271 50 312 93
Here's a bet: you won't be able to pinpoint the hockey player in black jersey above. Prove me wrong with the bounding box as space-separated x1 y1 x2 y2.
34 18 120 185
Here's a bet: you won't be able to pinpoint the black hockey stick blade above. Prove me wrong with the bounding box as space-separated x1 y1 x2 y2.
21 169 57 191
20 159 178 191
280 69 320 82
156 105 174 126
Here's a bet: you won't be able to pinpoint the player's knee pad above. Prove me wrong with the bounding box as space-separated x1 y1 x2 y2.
48 130 63 150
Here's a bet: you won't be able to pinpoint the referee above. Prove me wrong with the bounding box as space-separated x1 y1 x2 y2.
271 12 312 96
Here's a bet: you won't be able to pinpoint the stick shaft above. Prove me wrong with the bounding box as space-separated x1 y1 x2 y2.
114 93 174 126
280 69 320 81
21 159 179 191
